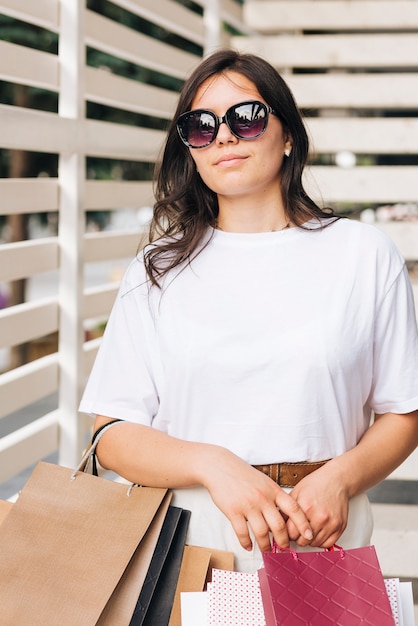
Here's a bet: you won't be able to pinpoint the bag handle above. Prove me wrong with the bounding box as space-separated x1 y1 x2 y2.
71 419 124 479
272 542 345 559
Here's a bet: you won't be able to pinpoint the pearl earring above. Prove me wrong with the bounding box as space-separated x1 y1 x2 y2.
284 148 291 157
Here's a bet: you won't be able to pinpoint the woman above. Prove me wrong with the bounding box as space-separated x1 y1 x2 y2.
80 49 418 572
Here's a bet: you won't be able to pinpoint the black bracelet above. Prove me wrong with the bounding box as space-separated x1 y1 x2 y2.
91 418 124 476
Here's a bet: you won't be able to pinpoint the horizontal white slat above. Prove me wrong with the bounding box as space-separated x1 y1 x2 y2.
374 222 418 262
85 180 154 210
0 354 58 419
84 283 119 319
85 66 177 119
0 0 59 32
306 118 418 154
0 105 76 153
192 0 251 33
287 73 418 110
0 298 58 349
85 9 199 81
0 238 59 282
219 0 245 23
85 119 165 161
0 411 59 484
304 166 418 205
0 40 58 92
84 230 144 262
0 106 165 160
0 179 59 215
111 0 205 46
244 1 418 32
232 33 418 68
219 0 253 34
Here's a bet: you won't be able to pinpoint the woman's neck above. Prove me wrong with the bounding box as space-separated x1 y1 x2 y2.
216 197 290 233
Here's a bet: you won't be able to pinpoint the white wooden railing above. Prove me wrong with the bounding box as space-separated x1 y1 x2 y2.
233 0 418 207
0 0 250 489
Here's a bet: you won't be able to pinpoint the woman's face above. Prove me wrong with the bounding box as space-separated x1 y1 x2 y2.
188 71 292 204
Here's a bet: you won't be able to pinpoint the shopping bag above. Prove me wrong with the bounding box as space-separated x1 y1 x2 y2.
385 579 416 626
207 568 266 625
179 565 264 626
171 545 235 626
0 420 171 626
129 506 191 625
181 591 209 626
97 492 172 626
259 544 396 625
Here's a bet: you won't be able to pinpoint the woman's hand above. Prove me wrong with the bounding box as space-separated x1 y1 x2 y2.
285 461 350 548
94 416 313 552
201 447 313 553
287 411 418 548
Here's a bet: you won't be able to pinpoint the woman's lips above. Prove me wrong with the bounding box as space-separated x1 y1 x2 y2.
214 154 247 167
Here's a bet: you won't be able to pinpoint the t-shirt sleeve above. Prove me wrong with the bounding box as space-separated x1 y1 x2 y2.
368 263 418 414
79 262 160 425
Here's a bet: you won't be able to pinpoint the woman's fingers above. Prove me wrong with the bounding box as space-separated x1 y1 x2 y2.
204 450 314 552
274 492 313 545
286 469 349 548
259 508 292 550
306 513 347 548
230 504 289 552
237 493 314 553
229 514 254 551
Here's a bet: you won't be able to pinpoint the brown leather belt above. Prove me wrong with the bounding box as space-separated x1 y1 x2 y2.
252 460 329 488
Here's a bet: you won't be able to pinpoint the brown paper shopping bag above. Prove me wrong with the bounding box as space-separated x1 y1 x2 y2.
0 460 170 626
97 490 172 626
169 544 235 626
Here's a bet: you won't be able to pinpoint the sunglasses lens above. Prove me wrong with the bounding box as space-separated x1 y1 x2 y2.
177 101 271 148
178 111 216 148
229 102 268 139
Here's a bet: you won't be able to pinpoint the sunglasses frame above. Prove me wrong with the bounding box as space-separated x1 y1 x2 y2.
176 100 276 149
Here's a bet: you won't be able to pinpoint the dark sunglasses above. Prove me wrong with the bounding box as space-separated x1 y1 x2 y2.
176 100 277 149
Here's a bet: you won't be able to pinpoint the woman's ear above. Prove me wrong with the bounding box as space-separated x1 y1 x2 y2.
284 135 293 157
284 138 293 157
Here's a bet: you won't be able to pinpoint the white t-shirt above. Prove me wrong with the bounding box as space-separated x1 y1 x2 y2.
79 218 418 464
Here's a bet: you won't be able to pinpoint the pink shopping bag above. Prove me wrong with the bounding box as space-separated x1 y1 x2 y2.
259 544 395 626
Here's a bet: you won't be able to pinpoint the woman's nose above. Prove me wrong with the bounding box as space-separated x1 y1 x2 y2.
215 121 239 145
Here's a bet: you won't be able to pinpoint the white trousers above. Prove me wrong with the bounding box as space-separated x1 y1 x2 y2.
171 486 374 573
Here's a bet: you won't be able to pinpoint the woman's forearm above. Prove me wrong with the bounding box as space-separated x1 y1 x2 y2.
286 410 418 547
332 410 418 497
93 415 315 552
93 415 216 488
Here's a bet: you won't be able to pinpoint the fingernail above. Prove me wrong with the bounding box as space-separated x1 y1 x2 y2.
304 530 313 540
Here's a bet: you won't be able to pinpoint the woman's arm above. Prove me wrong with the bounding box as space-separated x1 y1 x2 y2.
93 415 314 552
287 410 418 547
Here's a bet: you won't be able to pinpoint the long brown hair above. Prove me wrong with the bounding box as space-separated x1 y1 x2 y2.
144 49 337 287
